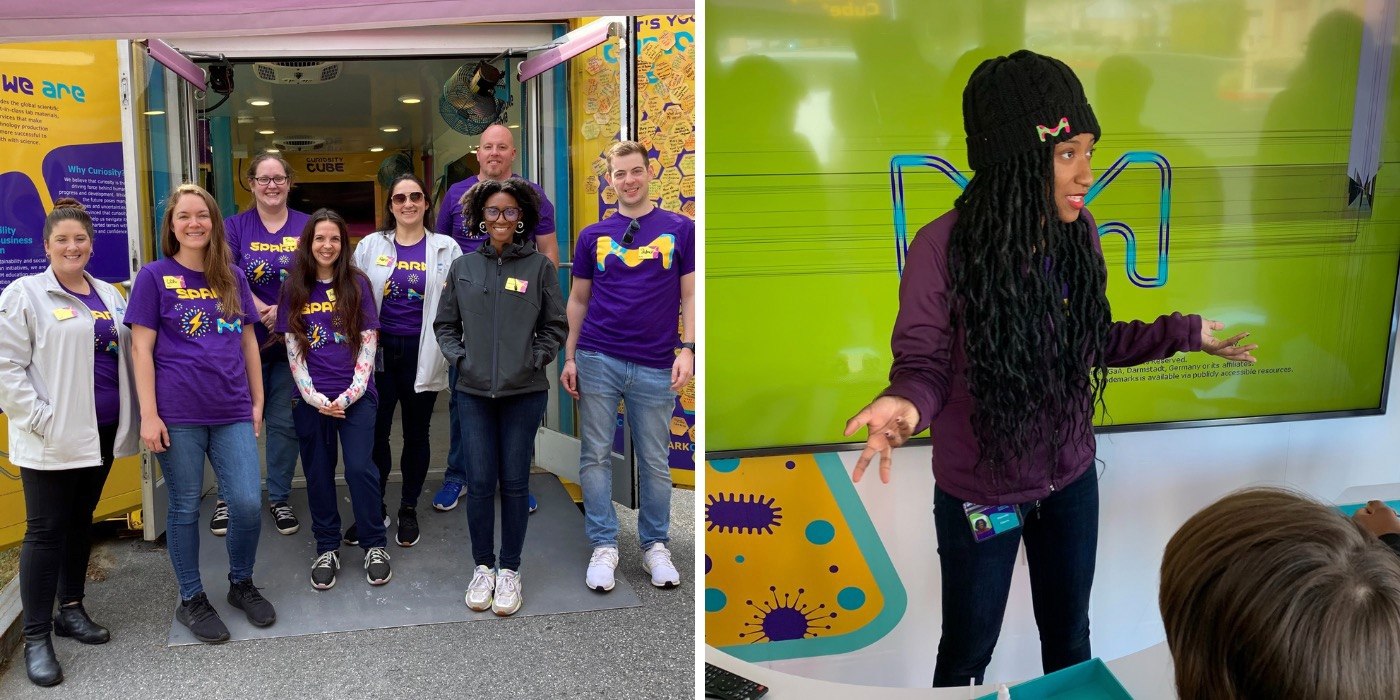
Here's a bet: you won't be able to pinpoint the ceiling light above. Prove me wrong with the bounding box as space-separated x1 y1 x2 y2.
143 109 165 116
257 129 275 135
265 148 280 153
509 124 520 129
247 98 272 106
380 125 400 133
369 146 385 152
398 95 422 104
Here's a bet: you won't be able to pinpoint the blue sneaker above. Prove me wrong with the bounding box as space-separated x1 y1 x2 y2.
432 481 464 512
529 493 538 514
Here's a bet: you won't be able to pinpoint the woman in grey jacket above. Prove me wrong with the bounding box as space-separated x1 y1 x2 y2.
0 199 139 687
434 178 566 616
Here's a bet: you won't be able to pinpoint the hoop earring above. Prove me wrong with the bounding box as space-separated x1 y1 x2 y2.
478 221 488 234
514 221 525 234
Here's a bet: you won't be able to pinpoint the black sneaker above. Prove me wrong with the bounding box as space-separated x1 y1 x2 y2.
209 501 229 536
311 551 340 590
227 579 276 627
270 502 300 535
396 506 420 547
364 547 392 585
344 506 391 546
176 593 229 644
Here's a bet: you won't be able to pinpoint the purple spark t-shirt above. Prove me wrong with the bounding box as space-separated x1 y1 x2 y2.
436 175 556 254
124 258 259 426
64 284 120 426
572 207 695 369
276 276 380 401
225 208 311 346
378 238 427 336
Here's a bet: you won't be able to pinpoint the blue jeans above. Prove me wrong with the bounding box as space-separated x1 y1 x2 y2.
158 422 263 600
294 397 384 553
216 359 297 504
457 390 547 572
575 349 674 550
930 467 1099 686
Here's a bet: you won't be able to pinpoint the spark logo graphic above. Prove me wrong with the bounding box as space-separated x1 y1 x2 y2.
594 233 676 271
1036 116 1071 142
180 308 210 338
216 318 242 334
308 324 327 349
888 151 1173 287
248 261 272 284
91 310 112 320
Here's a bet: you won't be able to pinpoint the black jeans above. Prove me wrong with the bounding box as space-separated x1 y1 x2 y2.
373 332 439 508
19 423 117 637
930 466 1099 687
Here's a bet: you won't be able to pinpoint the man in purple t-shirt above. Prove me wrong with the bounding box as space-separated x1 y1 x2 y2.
561 141 695 593
431 123 555 513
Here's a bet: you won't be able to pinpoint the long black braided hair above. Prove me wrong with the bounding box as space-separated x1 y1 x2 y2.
946 149 1112 484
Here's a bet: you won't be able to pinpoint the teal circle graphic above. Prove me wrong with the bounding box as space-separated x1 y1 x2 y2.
837 586 866 610
805 520 835 545
710 459 740 473
735 555 745 563
705 588 727 612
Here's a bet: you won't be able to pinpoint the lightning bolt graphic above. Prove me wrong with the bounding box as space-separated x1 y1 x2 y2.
190 311 204 335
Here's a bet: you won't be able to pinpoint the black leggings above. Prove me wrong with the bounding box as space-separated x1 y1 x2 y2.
374 332 440 508
20 423 117 637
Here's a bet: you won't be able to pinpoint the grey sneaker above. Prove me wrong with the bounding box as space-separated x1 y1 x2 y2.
311 551 339 590
492 569 522 616
209 501 229 536
465 565 494 611
364 547 392 586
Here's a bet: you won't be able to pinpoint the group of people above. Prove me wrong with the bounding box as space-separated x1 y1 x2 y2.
0 126 694 687
844 50 1400 698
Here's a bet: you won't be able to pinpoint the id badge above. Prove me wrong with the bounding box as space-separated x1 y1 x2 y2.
963 502 1022 542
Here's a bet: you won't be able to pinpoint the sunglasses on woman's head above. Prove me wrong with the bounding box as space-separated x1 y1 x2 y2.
391 191 425 205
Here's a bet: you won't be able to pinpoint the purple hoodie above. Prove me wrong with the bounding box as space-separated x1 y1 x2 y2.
881 208 1202 505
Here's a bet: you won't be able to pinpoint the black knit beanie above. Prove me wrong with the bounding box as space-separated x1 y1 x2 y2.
962 50 1100 171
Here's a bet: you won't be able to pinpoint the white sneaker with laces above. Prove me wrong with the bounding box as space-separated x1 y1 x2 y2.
586 546 620 592
642 542 680 588
492 569 522 616
465 565 495 611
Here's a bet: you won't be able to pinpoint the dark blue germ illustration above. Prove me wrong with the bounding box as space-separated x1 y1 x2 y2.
706 492 783 534
739 587 836 643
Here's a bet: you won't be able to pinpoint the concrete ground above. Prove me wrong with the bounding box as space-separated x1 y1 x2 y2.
0 487 696 698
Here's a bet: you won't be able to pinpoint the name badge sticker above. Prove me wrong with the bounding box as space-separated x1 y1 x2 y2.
52 307 76 321
376 255 392 267
163 275 185 289
505 278 529 293
282 237 299 248
326 289 336 302
638 246 657 260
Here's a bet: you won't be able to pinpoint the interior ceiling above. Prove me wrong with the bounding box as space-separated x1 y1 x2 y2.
207 56 520 156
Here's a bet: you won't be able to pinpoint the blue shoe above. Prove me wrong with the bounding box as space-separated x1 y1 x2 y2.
529 493 538 514
433 481 464 512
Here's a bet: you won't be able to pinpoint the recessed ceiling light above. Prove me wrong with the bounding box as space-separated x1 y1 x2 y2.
398 95 422 104
257 129 275 135
509 124 520 129
369 146 385 152
143 110 165 116
265 148 280 153
247 98 272 107
380 125 400 133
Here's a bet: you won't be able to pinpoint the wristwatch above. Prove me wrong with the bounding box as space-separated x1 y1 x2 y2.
678 342 696 352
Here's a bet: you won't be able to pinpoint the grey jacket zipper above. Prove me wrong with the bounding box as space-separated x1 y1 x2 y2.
491 255 503 397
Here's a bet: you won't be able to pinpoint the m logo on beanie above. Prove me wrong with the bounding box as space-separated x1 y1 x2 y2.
1036 117 1071 142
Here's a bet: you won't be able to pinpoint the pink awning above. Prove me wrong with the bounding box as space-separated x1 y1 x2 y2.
0 1 693 40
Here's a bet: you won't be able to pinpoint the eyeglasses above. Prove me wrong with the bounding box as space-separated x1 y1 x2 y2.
484 206 522 221
391 191 425 205
252 176 288 186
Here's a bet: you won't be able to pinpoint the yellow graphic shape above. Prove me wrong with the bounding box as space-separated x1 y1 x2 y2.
594 233 676 271
705 454 902 658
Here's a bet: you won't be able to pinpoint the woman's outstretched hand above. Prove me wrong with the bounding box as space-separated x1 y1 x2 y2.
843 395 919 484
1200 319 1258 363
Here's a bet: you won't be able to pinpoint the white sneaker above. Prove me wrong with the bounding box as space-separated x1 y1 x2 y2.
465 565 495 611
586 546 619 592
492 569 522 616
642 542 680 588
